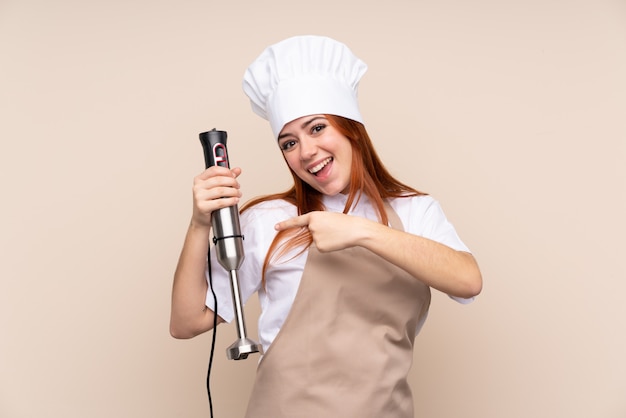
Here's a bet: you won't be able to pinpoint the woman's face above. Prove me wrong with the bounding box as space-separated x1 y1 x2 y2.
277 115 353 196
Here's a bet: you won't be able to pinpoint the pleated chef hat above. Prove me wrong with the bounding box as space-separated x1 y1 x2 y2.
242 35 368 139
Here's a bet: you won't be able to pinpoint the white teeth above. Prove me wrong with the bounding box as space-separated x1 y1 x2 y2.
308 157 332 174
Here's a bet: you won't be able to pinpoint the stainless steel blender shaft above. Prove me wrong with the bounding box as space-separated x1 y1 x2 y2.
212 204 262 360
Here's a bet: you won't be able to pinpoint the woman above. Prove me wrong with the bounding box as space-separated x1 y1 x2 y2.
171 35 482 417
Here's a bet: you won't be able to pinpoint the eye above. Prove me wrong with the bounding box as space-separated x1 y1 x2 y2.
279 139 297 151
311 123 326 135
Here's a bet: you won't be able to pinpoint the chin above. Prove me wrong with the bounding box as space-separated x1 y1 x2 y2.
319 186 349 197
304 177 349 196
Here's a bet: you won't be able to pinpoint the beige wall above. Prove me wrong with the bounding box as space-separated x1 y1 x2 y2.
1 0 625 417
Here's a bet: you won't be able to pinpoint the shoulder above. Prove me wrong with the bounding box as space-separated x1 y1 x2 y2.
388 194 441 218
388 194 470 252
388 195 456 234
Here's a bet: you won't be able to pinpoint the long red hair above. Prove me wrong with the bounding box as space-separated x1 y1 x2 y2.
241 115 425 284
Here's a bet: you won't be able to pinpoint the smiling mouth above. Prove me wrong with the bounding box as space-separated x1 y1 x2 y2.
308 157 333 175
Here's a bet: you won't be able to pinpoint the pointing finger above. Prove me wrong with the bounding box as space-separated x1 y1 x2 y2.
275 214 309 231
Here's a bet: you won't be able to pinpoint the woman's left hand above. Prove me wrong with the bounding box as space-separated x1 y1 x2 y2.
275 211 368 253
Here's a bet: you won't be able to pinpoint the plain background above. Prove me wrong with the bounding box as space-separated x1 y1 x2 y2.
1 0 625 417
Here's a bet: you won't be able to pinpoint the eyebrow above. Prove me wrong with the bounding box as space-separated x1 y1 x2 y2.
277 116 326 141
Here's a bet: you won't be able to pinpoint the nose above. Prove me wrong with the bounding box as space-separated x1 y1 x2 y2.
299 136 318 160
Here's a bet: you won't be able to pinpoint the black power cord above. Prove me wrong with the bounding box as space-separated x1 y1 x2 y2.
206 247 218 418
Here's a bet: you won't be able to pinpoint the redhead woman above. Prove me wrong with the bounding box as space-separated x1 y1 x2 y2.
170 35 482 418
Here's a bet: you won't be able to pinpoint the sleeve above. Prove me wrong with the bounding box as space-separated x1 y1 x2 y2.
401 196 475 304
419 198 470 253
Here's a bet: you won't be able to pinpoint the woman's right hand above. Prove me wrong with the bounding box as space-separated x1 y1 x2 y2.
170 165 242 339
191 165 243 228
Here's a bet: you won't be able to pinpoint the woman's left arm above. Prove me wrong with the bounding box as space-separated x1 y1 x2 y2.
275 212 482 299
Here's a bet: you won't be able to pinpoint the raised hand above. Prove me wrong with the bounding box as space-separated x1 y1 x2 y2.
191 166 242 229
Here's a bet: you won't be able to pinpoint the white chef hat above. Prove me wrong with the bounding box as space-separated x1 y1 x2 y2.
242 35 368 139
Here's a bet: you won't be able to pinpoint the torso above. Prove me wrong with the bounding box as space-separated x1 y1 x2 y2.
243 203 431 418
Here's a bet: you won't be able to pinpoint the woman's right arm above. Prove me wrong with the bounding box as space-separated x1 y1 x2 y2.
169 166 242 339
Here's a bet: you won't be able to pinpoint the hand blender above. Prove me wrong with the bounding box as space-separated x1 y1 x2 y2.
199 129 263 360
